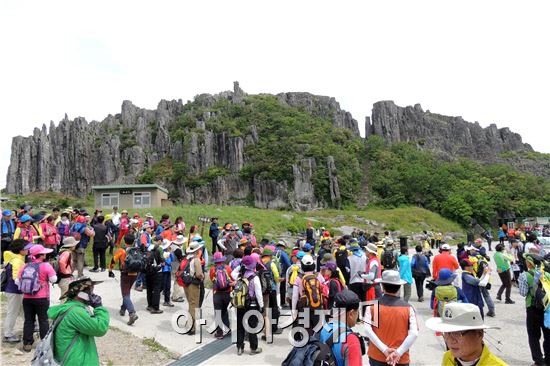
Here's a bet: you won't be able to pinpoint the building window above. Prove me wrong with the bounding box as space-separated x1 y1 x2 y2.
133 192 151 208
101 193 119 208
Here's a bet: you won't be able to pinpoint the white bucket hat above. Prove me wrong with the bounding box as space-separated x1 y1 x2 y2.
186 241 203 254
174 235 187 246
440 243 451 250
365 243 378 254
161 239 171 250
425 303 500 332
375 270 407 285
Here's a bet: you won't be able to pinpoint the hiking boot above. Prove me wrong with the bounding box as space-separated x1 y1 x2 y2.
23 344 32 352
119 308 126 316
505 299 516 304
250 347 263 355
146 306 153 312
418 297 424 302
215 331 224 339
261 335 267 341
135 285 144 292
237 347 244 356
150 309 164 314
89 268 99 273
486 310 495 317
163 302 175 307
496 296 502 301
100 268 106 272
172 297 185 303
4 336 20 343
127 313 139 326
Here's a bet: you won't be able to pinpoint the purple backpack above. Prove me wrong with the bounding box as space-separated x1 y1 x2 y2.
214 265 230 291
17 263 42 295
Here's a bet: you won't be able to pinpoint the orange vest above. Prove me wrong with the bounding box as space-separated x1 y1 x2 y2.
368 295 415 364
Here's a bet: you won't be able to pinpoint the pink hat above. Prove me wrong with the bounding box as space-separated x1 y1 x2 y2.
250 253 266 270
29 245 53 257
242 255 257 270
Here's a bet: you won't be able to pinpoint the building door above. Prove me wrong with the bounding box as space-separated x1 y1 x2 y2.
133 192 151 208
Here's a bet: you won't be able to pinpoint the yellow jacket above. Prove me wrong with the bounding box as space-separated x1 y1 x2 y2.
441 345 507 366
3 251 25 280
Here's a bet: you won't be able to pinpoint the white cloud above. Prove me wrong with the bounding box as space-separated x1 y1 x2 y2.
1 0 549 188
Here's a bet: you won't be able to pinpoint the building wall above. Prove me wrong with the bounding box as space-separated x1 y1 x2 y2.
94 188 167 209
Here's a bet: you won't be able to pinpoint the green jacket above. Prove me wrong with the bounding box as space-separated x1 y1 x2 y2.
47 300 110 366
493 251 513 272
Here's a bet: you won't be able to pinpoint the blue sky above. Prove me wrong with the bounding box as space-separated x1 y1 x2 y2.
1 0 549 189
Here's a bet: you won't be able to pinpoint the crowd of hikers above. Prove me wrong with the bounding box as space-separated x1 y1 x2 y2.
1 204 550 365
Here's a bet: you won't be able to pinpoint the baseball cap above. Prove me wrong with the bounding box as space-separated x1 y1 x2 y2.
334 290 360 310
301 254 314 266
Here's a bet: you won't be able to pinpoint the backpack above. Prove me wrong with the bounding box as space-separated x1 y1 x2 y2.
335 250 348 270
69 224 83 242
289 264 300 286
124 247 146 273
1 263 11 292
231 275 253 309
17 263 43 295
31 306 78 366
258 267 274 295
435 285 458 317
281 333 339 366
531 270 549 310
272 252 283 276
411 254 429 277
382 249 396 269
300 273 323 310
176 258 199 287
213 265 230 291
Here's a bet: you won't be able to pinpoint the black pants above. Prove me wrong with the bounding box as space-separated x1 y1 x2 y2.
23 298 49 345
350 283 366 303
499 237 505 245
526 307 550 364
213 291 231 333
268 290 280 332
211 237 217 255
413 273 426 300
279 280 287 307
93 246 107 269
497 271 512 300
487 239 492 250
146 272 162 310
162 271 171 303
237 305 260 350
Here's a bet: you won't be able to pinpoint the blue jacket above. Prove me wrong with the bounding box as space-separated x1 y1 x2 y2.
162 252 174 272
276 248 291 275
1 219 15 239
461 272 484 312
411 253 430 274
209 223 219 239
71 223 90 248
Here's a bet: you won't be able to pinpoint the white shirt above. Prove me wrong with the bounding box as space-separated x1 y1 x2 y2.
111 212 121 226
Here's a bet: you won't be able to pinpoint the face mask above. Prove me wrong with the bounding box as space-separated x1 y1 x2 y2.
77 291 90 301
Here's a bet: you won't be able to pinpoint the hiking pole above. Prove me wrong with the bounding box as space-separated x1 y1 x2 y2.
484 332 503 353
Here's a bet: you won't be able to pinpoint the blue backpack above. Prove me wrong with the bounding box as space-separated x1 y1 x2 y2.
17 263 43 295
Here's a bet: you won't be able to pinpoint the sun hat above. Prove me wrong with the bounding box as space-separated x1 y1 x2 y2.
321 261 337 272
291 249 300 258
62 237 79 248
276 240 287 247
320 253 335 264
19 214 32 223
376 241 385 247
121 209 128 214
366 243 378 254
186 240 203 254
435 268 457 286
2 210 12 216
296 251 305 260
440 243 451 251
242 255 257 270
262 247 274 257
29 245 53 257
31 213 45 222
133 213 140 217
161 239 172 250
104 214 112 221
145 213 153 218
375 269 407 285
212 252 226 263
239 238 248 246
301 254 314 266
231 224 239 230
60 276 103 300
23 243 34 250
425 303 499 333
174 235 186 245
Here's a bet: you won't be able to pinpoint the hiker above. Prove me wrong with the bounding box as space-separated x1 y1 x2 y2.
519 253 550 365
16 245 57 352
2 239 32 343
170 235 186 303
71 214 95 278
510 239 523 286
58 237 78 300
432 243 459 280
460 259 490 319
109 233 140 325
285 250 304 307
381 240 398 271
56 212 71 251
145 235 165 314
260 246 282 337
364 270 419 366
241 222 257 247
174 216 186 235
411 245 431 302
430 269 468 317
235 255 264 355
183 240 204 334
348 241 367 303
1 209 15 265
466 245 495 317
91 208 102 226
91 215 108 272
110 206 121 243
48 277 109 365
498 227 506 245
306 221 316 255
397 247 413 302
209 217 219 254
13 214 38 243
320 252 347 288
275 240 291 308
316 239 331 269
319 290 365 366
51 207 61 226
484 230 494 251
291 254 324 336
210 251 233 339
321 261 344 309
435 231 443 248
115 209 129 246
364 243 382 300
30 213 46 244
161 239 175 307
41 215 59 257
425 302 506 365
134 224 153 292
493 243 515 304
